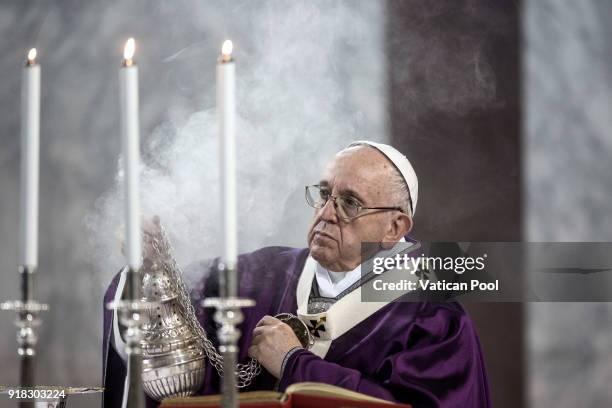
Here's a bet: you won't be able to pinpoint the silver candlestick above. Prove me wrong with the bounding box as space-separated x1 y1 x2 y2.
203 293 255 408
106 266 156 408
1 265 48 408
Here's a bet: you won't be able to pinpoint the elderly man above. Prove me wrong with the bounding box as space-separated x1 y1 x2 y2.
103 141 490 407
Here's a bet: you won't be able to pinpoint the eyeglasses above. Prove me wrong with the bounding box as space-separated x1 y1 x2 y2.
305 185 404 221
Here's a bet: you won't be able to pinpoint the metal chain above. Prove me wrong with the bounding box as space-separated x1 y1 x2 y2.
148 226 262 388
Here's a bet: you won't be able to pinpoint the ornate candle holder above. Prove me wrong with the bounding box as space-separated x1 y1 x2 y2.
106 295 156 408
202 295 255 408
1 266 48 408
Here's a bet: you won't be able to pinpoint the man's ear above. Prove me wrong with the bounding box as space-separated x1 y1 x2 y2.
383 212 413 244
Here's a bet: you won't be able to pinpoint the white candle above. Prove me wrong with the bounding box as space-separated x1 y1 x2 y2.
217 40 237 286
19 48 40 269
119 38 142 270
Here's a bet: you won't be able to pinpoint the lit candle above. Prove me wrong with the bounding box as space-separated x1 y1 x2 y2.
119 38 142 271
19 48 40 269
217 40 237 296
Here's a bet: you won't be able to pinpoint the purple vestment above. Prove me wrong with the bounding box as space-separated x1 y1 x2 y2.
103 246 490 407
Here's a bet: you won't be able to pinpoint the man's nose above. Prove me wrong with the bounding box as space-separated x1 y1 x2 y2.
319 197 339 223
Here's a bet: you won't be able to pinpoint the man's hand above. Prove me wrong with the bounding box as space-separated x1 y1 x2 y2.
248 315 303 378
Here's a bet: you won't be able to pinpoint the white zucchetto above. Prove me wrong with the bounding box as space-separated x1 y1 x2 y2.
347 140 419 216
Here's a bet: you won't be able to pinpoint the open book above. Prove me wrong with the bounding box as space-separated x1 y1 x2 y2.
160 382 411 408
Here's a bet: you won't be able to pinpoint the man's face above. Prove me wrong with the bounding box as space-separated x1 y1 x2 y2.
307 146 402 272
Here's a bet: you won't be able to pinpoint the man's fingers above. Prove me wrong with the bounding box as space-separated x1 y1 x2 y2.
251 331 265 346
256 315 280 327
248 345 258 359
252 326 267 338
255 315 272 327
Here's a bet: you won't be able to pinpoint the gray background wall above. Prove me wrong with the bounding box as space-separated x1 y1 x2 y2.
387 2 523 407
525 0 612 407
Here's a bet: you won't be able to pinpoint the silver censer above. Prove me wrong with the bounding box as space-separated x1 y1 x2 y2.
134 224 211 402
135 226 261 402
138 260 207 401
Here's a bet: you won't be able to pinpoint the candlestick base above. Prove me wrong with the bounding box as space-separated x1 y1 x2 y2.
2 299 48 408
106 299 157 408
1 300 49 358
202 297 255 408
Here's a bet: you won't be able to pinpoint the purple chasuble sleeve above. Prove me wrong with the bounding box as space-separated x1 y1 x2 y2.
102 272 124 408
278 301 490 407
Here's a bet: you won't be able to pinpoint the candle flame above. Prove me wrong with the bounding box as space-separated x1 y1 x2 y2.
221 40 233 57
27 48 37 63
123 38 136 61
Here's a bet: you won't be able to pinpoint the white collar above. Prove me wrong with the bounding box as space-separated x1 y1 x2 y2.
313 237 406 298
315 263 361 298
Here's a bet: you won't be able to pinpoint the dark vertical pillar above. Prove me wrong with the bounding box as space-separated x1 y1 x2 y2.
386 1 524 407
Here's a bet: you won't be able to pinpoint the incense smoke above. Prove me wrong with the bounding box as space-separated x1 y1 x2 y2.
84 1 389 287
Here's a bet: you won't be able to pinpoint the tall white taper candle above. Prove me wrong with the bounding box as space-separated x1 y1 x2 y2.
19 48 40 269
217 40 237 295
119 38 142 270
